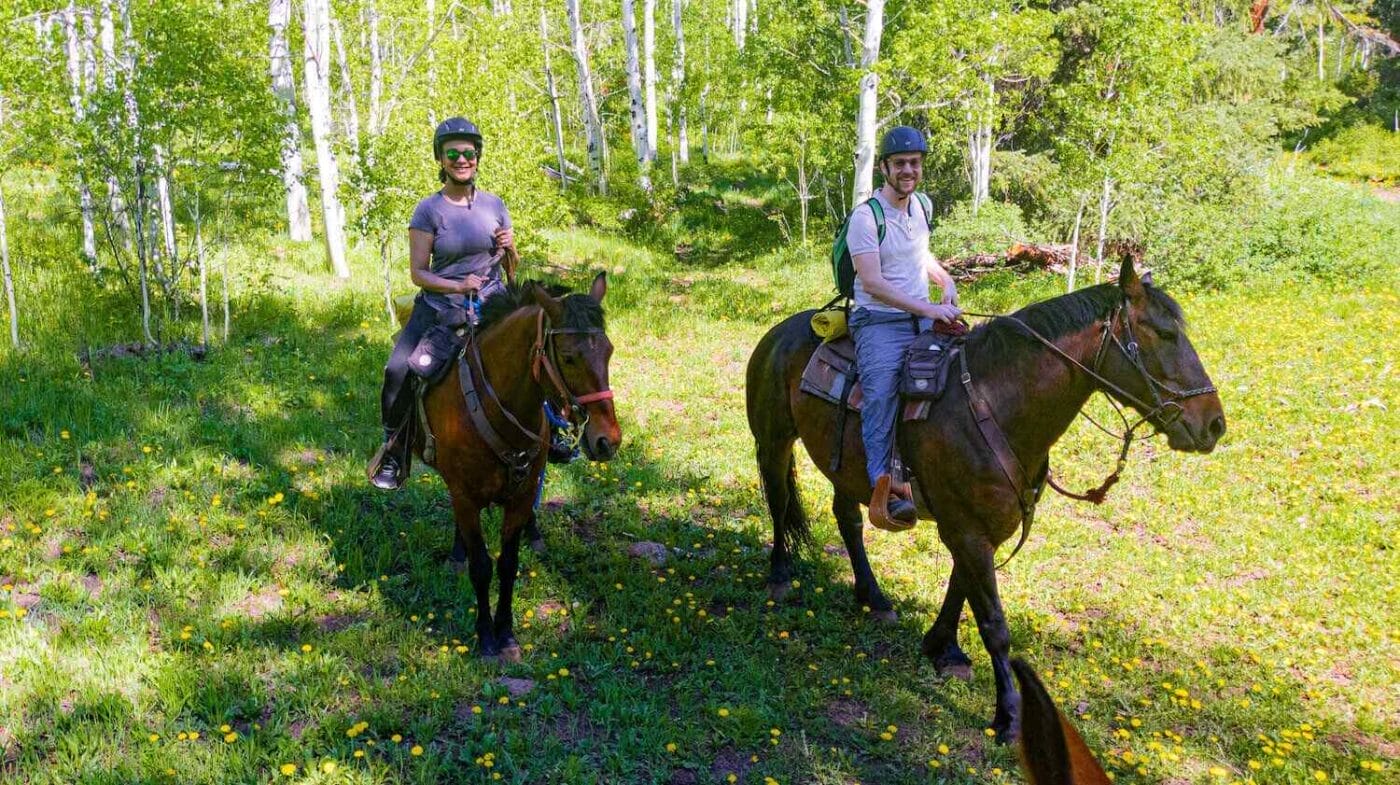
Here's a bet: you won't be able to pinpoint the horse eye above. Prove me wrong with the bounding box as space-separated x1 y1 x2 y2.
1155 327 1178 342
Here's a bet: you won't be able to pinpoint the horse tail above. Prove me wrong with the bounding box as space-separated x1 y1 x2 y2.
746 315 815 556
1012 658 1111 785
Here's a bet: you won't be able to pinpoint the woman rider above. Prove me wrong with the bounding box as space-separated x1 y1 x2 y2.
370 117 518 490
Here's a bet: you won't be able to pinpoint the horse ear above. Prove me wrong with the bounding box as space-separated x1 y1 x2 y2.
1118 254 1146 302
1013 659 1112 785
589 271 608 304
528 282 565 322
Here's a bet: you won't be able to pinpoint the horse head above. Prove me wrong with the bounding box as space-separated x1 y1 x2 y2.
527 272 622 461
1101 252 1225 454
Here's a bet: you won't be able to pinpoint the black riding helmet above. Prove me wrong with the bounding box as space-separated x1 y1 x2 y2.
879 125 927 160
433 116 484 159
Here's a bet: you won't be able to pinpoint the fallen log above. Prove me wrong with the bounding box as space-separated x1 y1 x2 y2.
942 242 1074 282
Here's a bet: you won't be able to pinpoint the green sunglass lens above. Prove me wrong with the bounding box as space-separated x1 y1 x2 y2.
446 149 477 162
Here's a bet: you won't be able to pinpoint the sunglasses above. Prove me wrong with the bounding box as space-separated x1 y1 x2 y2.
444 148 479 162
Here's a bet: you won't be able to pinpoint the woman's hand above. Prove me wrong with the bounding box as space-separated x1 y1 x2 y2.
494 227 515 252
457 274 485 295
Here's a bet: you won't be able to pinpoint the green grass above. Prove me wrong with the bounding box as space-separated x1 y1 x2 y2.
1 199 1397 783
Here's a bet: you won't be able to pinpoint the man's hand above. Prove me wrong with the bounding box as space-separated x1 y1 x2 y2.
494 227 515 251
458 274 485 295
922 302 962 324
941 285 959 306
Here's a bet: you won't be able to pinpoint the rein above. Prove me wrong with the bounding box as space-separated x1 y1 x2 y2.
960 301 1217 505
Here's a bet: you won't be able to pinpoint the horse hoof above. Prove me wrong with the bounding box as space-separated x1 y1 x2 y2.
449 558 466 575
868 608 899 624
767 582 792 602
498 644 523 663
528 538 546 555
937 662 974 682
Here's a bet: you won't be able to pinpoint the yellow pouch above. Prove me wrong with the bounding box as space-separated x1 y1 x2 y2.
810 308 848 342
392 293 416 329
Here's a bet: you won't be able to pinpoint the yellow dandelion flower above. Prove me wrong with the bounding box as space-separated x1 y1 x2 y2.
224 732 237 743
411 745 424 756
665 742 677 753
280 763 297 776
717 707 730 717
391 734 402 743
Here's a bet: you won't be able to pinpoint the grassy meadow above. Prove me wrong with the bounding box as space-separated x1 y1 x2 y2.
0 170 1397 785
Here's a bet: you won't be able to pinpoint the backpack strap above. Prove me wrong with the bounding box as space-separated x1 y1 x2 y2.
867 197 886 244
914 192 933 230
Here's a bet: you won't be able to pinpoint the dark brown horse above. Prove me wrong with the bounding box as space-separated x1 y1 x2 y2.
745 255 1224 739
417 273 620 660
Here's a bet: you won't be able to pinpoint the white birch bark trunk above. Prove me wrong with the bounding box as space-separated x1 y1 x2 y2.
303 0 351 278
331 19 362 157
749 0 758 33
622 0 652 191
0 150 17 348
153 145 177 270
369 0 383 135
541 8 568 191
567 0 607 193
63 6 97 267
269 0 312 242
838 5 855 67
700 81 709 162
118 0 153 345
643 0 658 161
967 74 993 214
193 195 209 348
1066 193 1086 292
1093 176 1113 283
673 0 688 163
732 0 747 49
852 0 884 204
100 0 126 234
1317 18 1325 81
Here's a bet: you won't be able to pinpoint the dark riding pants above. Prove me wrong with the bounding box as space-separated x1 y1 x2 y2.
381 303 437 434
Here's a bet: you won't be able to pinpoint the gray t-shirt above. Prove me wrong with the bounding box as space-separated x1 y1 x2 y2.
408 189 513 311
846 190 932 314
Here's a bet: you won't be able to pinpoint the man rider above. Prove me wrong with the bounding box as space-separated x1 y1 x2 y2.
846 126 961 525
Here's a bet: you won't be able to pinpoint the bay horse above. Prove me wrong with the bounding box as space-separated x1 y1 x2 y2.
416 273 620 660
744 255 1224 739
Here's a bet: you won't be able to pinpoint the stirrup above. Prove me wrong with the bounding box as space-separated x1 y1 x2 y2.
868 474 916 532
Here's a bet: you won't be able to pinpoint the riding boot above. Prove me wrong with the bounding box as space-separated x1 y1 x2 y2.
868 474 917 532
369 426 408 491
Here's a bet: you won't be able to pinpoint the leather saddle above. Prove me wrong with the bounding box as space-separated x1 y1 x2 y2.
799 324 964 422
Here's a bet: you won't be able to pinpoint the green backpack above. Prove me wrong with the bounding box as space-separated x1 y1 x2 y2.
830 192 933 298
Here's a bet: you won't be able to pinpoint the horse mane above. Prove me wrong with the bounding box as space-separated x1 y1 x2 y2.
964 282 1183 375
477 279 605 334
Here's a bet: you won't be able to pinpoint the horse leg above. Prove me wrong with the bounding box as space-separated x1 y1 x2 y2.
833 492 896 623
758 436 807 601
921 560 974 680
449 494 497 656
493 502 530 662
449 528 467 574
954 542 1021 743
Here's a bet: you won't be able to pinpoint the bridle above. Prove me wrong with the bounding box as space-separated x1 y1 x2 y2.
965 297 1217 504
530 307 615 435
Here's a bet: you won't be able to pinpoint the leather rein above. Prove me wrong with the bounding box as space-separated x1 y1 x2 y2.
457 303 612 485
